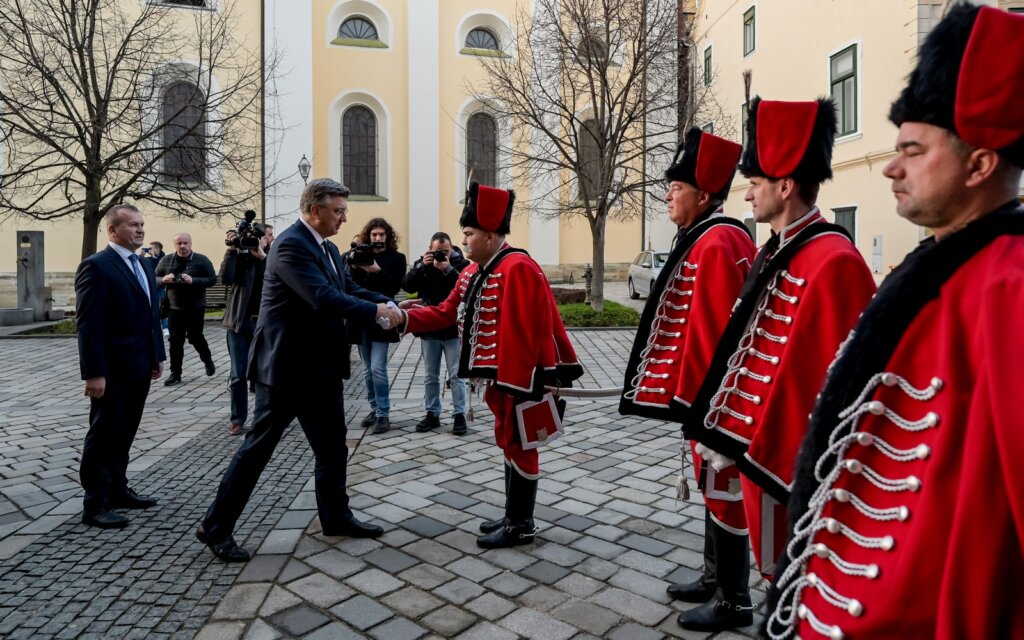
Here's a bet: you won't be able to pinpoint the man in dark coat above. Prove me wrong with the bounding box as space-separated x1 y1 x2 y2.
155 232 217 385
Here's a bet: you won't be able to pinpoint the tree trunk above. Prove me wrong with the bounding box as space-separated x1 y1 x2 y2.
589 211 607 313
81 183 104 260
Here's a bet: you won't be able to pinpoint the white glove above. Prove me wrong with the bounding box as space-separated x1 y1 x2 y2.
376 301 400 330
695 442 735 471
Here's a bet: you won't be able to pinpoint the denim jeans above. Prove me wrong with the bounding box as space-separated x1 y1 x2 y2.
357 340 391 417
226 318 255 426
421 337 467 416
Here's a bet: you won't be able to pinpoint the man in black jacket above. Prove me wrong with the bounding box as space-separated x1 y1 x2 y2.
349 218 406 434
401 232 471 435
156 233 218 385
219 223 274 435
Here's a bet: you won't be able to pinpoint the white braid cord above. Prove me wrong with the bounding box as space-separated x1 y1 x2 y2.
767 373 943 639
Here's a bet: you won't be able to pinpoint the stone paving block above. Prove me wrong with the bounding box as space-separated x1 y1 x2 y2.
362 547 419 573
445 556 502 583
590 587 673 626
241 619 280 640
268 603 331 636
400 515 455 538
302 621 365 640
521 560 571 585
454 621 519 640
237 555 288 583
532 542 588 568
329 594 394 630
366 617 427 640
212 583 271 620
398 564 456 591
497 608 577 640
518 585 570 612
463 592 516 621
614 550 678 578
570 535 628 560
193 621 246 640
433 577 485 605
401 539 462 565
304 549 366 580
609 567 672 603
480 547 535 571
420 604 477 636
550 600 622 636
344 568 405 597
619 533 675 557
608 621 667 640
257 586 302 617
277 559 314 584
285 572 354 608
333 537 383 557
381 586 446 619
482 571 535 597
576 556 622 581
431 491 477 510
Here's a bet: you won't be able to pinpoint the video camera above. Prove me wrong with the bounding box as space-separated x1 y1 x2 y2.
347 242 383 267
226 209 267 254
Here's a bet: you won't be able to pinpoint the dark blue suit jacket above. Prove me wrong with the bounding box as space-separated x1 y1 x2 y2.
248 220 391 385
76 246 166 381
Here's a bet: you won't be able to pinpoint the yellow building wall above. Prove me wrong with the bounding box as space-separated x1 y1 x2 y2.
0 0 264 276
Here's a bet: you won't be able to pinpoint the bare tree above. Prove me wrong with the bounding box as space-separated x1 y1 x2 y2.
471 0 684 311
0 0 271 259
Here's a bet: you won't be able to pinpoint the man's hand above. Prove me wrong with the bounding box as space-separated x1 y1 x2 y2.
225 230 239 250
152 362 164 380
162 274 176 284
398 299 424 310
180 273 193 284
253 239 268 261
374 303 404 330
357 261 381 273
422 251 435 267
84 377 106 399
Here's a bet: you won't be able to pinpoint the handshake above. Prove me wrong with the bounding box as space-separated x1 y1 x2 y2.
375 301 405 330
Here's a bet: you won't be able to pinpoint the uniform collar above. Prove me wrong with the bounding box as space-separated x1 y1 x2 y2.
778 207 823 247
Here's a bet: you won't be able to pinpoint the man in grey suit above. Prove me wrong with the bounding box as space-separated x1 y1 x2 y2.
76 204 165 528
197 178 403 562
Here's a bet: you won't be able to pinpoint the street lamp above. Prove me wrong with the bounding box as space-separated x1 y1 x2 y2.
297 155 311 185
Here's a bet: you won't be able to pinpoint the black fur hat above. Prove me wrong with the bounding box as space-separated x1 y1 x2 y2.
738 97 838 186
665 127 742 202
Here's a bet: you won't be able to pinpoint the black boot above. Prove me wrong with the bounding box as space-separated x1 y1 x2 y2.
477 469 537 549
415 412 441 432
479 463 511 533
677 520 753 631
667 508 717 603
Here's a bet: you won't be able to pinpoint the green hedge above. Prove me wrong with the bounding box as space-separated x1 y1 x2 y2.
558 300 639 327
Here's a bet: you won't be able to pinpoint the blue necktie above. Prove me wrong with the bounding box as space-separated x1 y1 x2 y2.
129 254 150 302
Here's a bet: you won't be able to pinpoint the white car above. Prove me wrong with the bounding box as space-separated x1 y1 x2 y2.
627 251 669 299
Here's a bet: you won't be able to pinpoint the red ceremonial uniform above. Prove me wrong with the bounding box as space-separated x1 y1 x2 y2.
405 246 582 477
700 209 875 574
620 210 755 531
771 223 1024 639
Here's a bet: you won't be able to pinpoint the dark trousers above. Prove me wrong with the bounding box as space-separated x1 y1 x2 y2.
80 375 151 514
226 318 256 426
168 307 212 374
202 381 351 541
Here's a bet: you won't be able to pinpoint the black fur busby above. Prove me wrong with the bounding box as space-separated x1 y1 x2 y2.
889 3 1024 167
459 182 514 234
665 127 741 202
738 97 838 186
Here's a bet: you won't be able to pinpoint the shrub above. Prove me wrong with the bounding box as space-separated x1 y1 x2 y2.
558 300 639 327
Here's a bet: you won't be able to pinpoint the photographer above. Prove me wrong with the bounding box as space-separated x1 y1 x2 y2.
155 232 217 386
219 220 274 436
348 218 406 434
401 232 471 435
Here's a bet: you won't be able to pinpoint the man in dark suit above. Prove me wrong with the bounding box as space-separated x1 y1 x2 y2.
197 178 403 562
76 203 166 529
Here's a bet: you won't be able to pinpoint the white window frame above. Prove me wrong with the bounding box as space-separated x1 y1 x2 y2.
329 90 391 201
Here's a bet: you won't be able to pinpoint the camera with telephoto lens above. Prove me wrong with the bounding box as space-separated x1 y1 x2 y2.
430 250 448 264
226 209 266 254
347 242 382 267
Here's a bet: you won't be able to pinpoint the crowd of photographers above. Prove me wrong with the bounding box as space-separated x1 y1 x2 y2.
141 212 472 438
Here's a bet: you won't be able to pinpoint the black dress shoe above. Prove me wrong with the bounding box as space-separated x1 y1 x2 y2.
196 525 251 562
372 417 390 434
110 489 158 510
478 516 507 534
415 412 440 433
164 373 182 386
360 411 377 428
204 361 216 376
477 520 537 549
667 578 717 603
452 413 468 436
677 595 754 631
82 510 129 529
322 515 384 538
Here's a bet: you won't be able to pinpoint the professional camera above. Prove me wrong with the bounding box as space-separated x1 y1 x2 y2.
347 242 380 267
430 249 448 263
226 209 266 254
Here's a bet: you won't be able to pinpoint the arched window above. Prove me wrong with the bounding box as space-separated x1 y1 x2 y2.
162 81 206 183
465 27 499 51
466 112 497 187
578 32 607 64
342 106 377 196
578 118 601 200
339 16 378 41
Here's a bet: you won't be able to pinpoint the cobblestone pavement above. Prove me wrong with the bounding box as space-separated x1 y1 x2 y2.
0 324 765 639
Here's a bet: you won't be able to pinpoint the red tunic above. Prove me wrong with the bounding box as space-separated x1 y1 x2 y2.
699 209 876 572
620 212 755 531
771 233 1024 640
405 247 582 475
